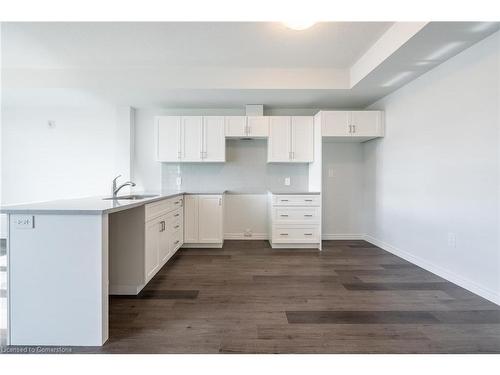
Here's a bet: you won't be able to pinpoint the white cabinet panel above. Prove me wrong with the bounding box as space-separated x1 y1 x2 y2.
247 116 269 137
157 116 181 161
145 219 160 281
203 116 226 161
320 110 384 141
291 116 314 162
350 111 383 136
198 195 223 243
322 111 349 136
268 116 291 162
158 215 170 263
183 195 199 243
225 116 247 137
182 116 203 161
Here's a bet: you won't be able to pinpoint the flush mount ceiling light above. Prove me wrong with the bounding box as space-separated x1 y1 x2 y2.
282 20 317 31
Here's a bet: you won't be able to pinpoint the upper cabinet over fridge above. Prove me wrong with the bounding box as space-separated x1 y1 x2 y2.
319 110 384 142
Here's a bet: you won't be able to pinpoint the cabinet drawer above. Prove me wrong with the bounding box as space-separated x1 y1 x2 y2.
272 226 320 243
274 207 320 224
171 228 183 252
145 195 183 221
272 195 320 206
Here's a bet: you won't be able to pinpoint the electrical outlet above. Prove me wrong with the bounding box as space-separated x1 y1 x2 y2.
447 232 456 248
176 177 182 186
244 229 252 237
284 177 291 186
48 120 56 129
14 215 34 229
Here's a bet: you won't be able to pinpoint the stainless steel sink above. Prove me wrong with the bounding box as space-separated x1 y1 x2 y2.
103 194 158 200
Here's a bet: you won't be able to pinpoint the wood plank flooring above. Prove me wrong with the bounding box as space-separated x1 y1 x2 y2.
10 240 500 353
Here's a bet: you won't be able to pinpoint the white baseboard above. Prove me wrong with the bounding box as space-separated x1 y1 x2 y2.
109 284 144 295
322 234 365 240
364 234 500 306
182 243 223 248
224 233 268 240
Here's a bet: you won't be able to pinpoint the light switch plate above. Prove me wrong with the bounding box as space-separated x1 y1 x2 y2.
284 177 291 186
14 215 35 229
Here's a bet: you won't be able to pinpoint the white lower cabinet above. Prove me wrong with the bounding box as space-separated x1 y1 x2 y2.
268 193 321 249
184 194 224 247
109 195 184 295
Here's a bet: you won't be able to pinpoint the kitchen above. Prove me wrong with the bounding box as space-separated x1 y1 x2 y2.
1 21 500 356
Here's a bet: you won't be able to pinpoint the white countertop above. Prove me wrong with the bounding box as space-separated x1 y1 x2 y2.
268 190 321 195
0 190 226 215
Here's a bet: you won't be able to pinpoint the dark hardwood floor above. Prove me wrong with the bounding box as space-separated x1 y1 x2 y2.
12 240 500 353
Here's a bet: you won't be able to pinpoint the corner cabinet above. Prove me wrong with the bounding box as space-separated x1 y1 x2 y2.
320 110 384 141
184 194 224 248
156 116 225 162
109 195 184 295
268 116 314 163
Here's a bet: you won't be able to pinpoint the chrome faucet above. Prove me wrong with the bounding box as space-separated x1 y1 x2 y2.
112 175 136 197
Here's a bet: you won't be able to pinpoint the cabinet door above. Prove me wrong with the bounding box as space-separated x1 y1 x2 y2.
225 116 247 137
158 216 171 264
247 116 269 137
291 116 314 162
198 195 223 243
321 111 349 136
183 195 199 243
268 116 291 162
350 111 382 136
157 116 181 161
203 116 226 162
145 219 160 281
181 116 203 161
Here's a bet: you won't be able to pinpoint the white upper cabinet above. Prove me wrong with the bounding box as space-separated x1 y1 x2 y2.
225 116 247 137
268 116 314 163
156 116 225 162
320 110 384 141
291 116 314 162
350 111 383 136
203 116 226 162
157 116 182 161
321 111 350 136
182 116 203 161
268 116 292 162
246 116 269 137
225 116 269 138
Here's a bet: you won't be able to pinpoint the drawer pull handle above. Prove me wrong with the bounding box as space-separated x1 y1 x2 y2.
304 214 313 217
174 201 181 205
280 199 289 202
304 233 313 236
174 240 180 244
174 213 180 217
174 225 180 229
280 214 289 217
280 233 289 236
304 199 313 202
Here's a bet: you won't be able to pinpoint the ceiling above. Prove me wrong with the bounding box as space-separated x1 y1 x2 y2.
1 22 499 109
2 22 393 69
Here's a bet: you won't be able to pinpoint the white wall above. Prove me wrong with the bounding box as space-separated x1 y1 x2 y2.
322 142 365 238
1 105 118 205
364 31 500 303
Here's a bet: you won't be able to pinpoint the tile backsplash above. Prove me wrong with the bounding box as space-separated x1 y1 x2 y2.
161 139 309 193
